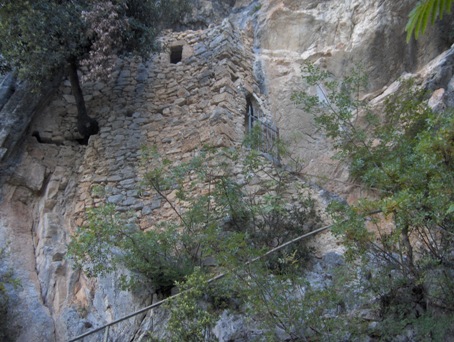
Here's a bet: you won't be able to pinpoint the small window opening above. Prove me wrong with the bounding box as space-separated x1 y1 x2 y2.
245 94 280 163
170 45 183 64
245 95 256 132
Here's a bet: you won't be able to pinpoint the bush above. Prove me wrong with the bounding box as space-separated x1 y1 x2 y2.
69 137 325 339
293 63 454 339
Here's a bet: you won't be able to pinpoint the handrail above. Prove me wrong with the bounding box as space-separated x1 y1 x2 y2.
68 222 338 341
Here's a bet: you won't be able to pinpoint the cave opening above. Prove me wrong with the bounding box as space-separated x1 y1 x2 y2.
32 129 98 146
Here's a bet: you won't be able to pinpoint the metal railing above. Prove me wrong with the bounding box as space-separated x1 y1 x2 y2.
247 105 280 160
68 222 338 341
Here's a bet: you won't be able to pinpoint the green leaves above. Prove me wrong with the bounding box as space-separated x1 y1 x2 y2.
71 139 326 339
0 0 190 85
295 63 454 338
166 268 218 341
406 0 453 42
67 203 197 293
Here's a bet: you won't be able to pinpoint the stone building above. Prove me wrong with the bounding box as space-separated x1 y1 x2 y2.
0 0 453 340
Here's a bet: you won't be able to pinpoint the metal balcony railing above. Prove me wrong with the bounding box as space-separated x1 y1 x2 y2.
247 104 280 161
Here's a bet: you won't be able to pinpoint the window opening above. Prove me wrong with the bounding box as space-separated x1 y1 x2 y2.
245 94 280 162
170 45 183 64
246 95 254 131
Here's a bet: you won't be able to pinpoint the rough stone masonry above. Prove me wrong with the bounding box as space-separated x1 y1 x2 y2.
1 18 278 341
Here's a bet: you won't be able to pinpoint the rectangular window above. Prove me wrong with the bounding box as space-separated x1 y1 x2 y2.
170 46 183 64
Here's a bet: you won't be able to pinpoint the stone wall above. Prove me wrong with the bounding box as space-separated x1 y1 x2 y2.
1 0 453 340
3 18 275 341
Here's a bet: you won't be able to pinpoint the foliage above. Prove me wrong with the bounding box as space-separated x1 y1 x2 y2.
165 268 217 342
69 135 325 338
0 0 189 138
67 204 195 294
406 0 453 42
141 143 321 338
0 0 189 84
293 62 454 339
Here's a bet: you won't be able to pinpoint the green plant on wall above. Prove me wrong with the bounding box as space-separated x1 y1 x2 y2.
0 0 190 141
165 268 217 342
67 203 197 294
293 62 454 339
69 135 327 338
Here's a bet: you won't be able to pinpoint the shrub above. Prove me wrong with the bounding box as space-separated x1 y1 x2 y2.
293 62 454 339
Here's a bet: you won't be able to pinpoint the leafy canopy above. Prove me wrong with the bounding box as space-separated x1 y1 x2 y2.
0 0 189 83
68 143 320 295
406 0 453 42
293 63 454 338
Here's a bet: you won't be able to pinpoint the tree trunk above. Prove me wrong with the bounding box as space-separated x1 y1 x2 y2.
401 223 415 275
67 59 98 142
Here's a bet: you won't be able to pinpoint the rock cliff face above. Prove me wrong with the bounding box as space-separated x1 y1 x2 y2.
251 0 452 198
0 0 453 340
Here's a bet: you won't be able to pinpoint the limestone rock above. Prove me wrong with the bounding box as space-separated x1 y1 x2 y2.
9 153 46 192
249 0 452 196
1 0 454 341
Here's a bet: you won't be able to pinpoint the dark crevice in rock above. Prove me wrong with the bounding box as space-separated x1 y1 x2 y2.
0 72 17 112
75 126 98 146
32 130 98 146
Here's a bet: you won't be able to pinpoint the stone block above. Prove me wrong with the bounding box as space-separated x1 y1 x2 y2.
136 68 148 82
122 197 137 206
182 135 200 153
214 124 236 141
63 94 76 104
10 154 46 192
209 34 227 49
107 175 123 182
194 43 207 56
177 87 190 98
212 92 232 105
212 77 235 92
107 194 124 204
174 98 186 106
210 107 232 123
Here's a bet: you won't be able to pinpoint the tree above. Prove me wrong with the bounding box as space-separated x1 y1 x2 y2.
0 0 188 141
293 63 454 339
68 143 320 293
406 0 453 42
68 142 323 339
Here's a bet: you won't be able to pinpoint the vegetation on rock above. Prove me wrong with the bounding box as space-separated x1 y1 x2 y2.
69 141 319 282
68 137 326 339
68 58 454 339
0 0 188 141
293 63 454 339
